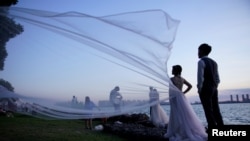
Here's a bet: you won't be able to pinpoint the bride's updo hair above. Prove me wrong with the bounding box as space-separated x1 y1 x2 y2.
172 65 182 75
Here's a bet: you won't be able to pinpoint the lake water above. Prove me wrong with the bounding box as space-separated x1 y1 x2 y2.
159 103 250 126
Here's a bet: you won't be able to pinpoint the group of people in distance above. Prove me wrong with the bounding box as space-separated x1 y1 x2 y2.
75 85 122 130
81 43 224 141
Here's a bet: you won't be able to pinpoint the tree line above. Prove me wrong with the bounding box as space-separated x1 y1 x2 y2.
0 0 24 91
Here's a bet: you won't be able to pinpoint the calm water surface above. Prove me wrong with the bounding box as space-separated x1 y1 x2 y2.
160 103 250 126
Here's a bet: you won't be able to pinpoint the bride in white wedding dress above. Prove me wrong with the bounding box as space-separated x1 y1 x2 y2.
164 65 207 141
149 87 168 128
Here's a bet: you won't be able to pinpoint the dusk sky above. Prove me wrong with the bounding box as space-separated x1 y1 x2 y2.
1 0 250 103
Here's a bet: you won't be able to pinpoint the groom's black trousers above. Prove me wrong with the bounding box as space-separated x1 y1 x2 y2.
199 86 224 128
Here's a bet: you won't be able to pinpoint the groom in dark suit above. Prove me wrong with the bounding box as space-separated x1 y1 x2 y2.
197 43 224 129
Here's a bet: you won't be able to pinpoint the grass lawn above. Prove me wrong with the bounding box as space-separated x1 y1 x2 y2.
0 114 127 141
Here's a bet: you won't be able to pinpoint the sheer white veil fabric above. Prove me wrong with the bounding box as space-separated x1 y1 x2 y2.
0 7 180 119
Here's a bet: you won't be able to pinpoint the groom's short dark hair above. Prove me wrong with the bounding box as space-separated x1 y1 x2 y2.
199 43 212 55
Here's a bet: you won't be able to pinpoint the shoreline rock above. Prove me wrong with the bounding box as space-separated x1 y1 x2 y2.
102 114 169 141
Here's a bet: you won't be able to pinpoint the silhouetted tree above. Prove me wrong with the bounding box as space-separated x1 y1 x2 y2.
0 0 23 91
0 0 18 6
0 0 23 71
0 79 14 92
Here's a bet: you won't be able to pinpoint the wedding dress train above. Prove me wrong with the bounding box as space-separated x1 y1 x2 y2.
164 88 207 141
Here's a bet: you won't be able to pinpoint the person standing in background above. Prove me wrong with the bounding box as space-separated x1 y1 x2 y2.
109 86 123 112
149 86 154 116
71 95 78 107
149 88 168 128
84 96 99 129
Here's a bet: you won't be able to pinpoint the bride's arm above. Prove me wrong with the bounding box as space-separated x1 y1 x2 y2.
183 78 192 94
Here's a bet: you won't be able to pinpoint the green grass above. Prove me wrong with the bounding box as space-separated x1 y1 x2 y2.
0 114 127 141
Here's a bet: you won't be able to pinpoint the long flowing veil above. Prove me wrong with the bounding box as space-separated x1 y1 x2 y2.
0 7 180 119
